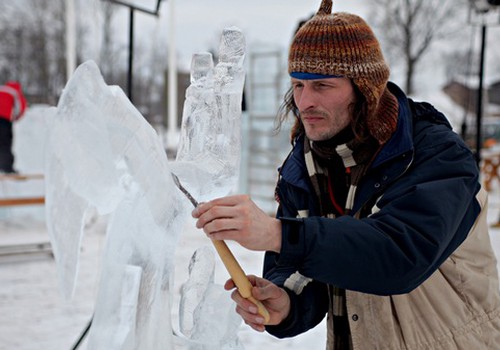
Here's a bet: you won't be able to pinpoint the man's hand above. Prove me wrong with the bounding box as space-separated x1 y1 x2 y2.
192 194 282 253
225 275 290 332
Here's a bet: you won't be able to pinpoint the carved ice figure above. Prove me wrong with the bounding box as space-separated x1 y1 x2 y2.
178 246 243 350
173 26 246 201
45 27 246 349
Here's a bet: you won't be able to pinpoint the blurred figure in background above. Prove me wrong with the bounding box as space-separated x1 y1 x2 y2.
0 81 27 174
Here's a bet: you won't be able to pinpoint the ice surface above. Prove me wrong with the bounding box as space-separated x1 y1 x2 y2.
179 246 216 338
178 246 243 350
44 27 246 350
173 26 246 202
46 60 188 349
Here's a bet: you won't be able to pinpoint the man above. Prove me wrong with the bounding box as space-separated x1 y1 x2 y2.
0 81 26 173
192 0 500 348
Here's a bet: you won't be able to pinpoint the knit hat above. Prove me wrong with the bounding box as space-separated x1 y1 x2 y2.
288 0 399 144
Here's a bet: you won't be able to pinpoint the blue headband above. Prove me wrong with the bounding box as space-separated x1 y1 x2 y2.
290 72 343 80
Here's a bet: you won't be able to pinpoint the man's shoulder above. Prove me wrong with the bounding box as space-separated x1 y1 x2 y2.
280 137 304 174
408 99 452 130
386 82 452 130
407 100 473 161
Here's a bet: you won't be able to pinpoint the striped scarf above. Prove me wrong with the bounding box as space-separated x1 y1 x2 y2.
304 133 380 350
304 133 379 216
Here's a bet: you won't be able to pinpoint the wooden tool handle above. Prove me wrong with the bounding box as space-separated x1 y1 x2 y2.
211 239 271 324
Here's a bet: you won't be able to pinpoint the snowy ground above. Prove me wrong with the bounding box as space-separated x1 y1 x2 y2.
0 211 329 350
2 105 500 350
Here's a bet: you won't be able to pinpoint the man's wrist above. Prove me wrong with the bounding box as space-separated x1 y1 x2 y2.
271 218 282 253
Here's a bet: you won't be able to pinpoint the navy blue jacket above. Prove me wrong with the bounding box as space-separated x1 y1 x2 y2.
264 82 481 337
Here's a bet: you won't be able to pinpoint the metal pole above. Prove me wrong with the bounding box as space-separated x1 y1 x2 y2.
167 0 178 150
65 0 77 79
475 24 487 165
127 7 135 102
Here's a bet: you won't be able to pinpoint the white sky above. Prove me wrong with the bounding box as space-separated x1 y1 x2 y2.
105 0 370 70
86 0 500 93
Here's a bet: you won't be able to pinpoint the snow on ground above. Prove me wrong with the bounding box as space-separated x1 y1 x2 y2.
2 101 500 350
0 212 328 350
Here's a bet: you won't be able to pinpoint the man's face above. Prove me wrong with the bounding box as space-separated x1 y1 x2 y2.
291 76 356 141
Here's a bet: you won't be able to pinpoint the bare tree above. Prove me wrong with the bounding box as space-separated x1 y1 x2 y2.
98 1 123 83
0 0 170 120
0 0 68 103
369 0 469 95
0 3 34 90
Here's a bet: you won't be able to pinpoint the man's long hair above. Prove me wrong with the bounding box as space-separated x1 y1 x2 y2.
275 81 370 144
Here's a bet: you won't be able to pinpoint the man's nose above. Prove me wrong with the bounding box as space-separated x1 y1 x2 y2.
296 85 316 111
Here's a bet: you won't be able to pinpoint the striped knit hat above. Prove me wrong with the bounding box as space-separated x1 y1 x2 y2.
288 0 399 144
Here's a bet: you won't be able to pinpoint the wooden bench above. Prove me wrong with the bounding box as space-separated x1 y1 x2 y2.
0 197 45 207
0 242 52 256
0 241 53 262
0 173 44 181
0 173 51 260
0 173 45 207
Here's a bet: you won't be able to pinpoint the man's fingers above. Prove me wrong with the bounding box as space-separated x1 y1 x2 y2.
192 195 250 218
227 275 288 329
192 202 237 227
196 210 239 231
229 283 267 320
246 275 259 285
224 278 236 291
233 297 266 331
235 305 266 332
191 201 213 218
230 289 257 313
253 282 282 301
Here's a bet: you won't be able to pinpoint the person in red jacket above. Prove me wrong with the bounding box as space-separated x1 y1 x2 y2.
0 81 27 173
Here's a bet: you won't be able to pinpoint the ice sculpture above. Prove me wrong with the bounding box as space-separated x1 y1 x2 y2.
45 27 246 349
178 246 243 350
173 26 246 201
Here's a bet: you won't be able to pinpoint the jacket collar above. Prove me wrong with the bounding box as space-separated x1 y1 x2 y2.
372 82 414 168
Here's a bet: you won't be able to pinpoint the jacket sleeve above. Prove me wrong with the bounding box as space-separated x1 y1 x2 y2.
263 202 329 338
264 277 329 338
275 121 481 296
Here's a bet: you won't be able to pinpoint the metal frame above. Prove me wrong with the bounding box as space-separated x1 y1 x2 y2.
100 0 164 102
105 0 162 15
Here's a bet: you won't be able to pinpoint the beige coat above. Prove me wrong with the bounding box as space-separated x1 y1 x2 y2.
327 189 500 349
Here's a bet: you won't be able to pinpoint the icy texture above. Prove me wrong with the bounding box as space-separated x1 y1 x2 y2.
179 246 216 338
178 246 243 350
45 27 246 350
173 26 246 202
46 60 187 349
